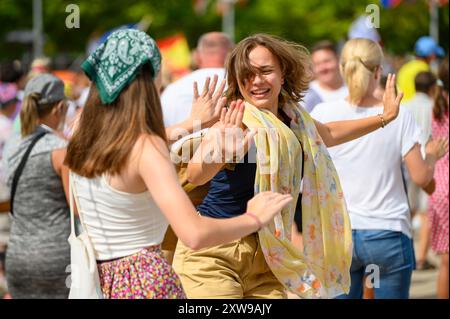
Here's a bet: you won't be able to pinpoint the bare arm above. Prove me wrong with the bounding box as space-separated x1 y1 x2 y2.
404 139 449 187
314 73 403 147
186 124 226 186
165 118 206 145
138 134 291 250
0 201 10 213
52 148 78 216
314 116 388 147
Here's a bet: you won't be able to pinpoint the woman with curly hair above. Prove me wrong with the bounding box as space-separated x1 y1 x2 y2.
175 34 404 299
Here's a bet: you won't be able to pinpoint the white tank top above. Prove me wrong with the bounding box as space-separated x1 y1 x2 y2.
71 173 168 261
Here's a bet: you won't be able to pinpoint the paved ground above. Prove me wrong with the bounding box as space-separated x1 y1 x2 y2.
410 250 439 299
410 265 438 299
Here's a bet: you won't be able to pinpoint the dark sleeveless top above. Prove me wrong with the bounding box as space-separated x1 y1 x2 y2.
197 153 257 218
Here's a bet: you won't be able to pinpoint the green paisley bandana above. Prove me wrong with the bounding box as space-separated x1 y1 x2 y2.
82 29 161 104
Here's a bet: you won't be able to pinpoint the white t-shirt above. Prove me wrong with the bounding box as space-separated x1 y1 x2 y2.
303 81 348 112
161 68 226 128
402 92 433 157
311 101 422 238
402 93 433 212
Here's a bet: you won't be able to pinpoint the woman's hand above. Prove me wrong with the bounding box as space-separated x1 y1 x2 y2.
208 100 255 163
426 138 449 161
382 73 404 124
246 192 293 227
190 75 227 129
422 178 436 195
186 100 254 185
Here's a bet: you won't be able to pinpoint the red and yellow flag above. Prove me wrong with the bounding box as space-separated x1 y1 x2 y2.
157 34 191 81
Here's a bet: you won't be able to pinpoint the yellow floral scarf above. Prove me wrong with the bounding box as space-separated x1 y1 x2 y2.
242 101 352 299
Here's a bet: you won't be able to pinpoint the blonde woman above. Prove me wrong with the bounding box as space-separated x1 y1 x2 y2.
175 34 404 299
2 74 71 298
311 38 448 299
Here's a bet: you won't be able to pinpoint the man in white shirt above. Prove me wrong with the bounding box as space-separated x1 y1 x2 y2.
403 71 437 270
302 41 348 113
161 32 233 128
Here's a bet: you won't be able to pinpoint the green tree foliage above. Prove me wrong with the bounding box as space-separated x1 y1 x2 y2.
0 0 448 63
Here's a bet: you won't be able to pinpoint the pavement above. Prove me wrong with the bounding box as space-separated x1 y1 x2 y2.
410 250 439 299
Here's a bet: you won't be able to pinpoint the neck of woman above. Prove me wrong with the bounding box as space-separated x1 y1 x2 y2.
346 90 381 108
266 104 278 117
39 117 59 131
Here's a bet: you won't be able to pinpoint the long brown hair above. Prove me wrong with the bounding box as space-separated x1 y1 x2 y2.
225 33 312 106
433 59 449 122
65 63 167 178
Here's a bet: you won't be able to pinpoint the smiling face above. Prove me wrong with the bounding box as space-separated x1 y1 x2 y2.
238 45 284 113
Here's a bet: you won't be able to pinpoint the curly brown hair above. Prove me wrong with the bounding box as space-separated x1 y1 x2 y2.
225 33 313 106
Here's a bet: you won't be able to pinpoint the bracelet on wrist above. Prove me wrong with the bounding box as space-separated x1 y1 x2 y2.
377 114 387 128
245 212 263 231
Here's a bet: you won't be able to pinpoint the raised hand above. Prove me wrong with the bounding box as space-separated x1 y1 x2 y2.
190 75 227 129
426 137 449 161
211 100 255 163
246 192 293 227
382 73 404 124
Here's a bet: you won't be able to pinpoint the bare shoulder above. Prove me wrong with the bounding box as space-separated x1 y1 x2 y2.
135 134 179 187
51 148 67 176
136 134 169 156
133 134 171 168
51 147 67 165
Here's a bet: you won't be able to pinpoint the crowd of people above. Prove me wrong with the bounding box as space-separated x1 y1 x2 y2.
0 27 448 300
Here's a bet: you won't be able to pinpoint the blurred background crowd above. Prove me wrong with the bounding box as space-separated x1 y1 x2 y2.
0 0 448 299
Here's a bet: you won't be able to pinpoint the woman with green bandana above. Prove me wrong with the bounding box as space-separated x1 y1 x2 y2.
174 34 403 299
65 29 292 299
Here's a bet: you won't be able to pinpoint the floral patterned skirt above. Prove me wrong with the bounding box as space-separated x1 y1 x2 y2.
97 245 186 299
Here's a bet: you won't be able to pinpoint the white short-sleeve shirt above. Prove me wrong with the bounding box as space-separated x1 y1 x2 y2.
311 100 422 238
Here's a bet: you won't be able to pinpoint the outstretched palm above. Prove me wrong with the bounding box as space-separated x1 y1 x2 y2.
382 73 404 123
208 100 255 164
191 75 227 129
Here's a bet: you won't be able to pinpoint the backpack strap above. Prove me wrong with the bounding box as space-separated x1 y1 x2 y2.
10 130 48 215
